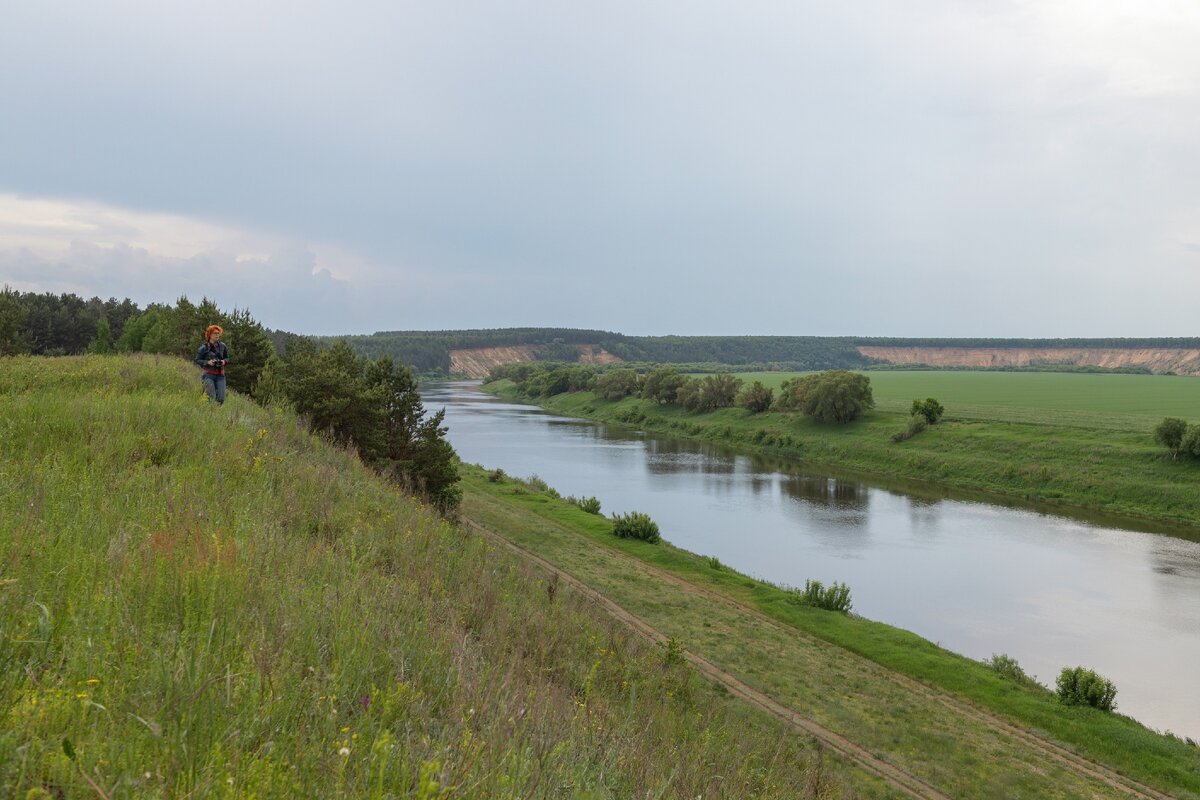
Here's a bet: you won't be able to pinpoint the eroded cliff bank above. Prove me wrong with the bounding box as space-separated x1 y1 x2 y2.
858 346 1200 375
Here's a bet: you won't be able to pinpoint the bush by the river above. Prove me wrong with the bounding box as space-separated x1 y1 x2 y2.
567 495 603 514
794 579 853 612
986 653 1034 686
611 511 661 543
891 414 928 443
1056 666 1118 712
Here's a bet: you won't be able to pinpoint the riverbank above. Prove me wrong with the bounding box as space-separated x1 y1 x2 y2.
461 464 1200 797
483 379 1200 532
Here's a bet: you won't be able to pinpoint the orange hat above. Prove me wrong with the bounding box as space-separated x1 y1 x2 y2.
205 325 224 342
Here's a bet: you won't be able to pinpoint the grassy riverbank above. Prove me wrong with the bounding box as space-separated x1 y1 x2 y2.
461 465 1200 797
1 355 886 799
483 375 1200 530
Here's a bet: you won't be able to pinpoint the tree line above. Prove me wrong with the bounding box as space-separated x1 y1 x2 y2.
486 363 877 424
0 287 460 511
323 327 1200 378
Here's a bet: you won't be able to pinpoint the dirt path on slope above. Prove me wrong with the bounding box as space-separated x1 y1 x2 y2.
462 517 949 800
461 513 1179 800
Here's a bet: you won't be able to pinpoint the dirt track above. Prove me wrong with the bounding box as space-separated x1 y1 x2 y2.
461 514 1178 800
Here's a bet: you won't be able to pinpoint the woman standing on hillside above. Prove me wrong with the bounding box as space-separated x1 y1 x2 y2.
196 325 230 405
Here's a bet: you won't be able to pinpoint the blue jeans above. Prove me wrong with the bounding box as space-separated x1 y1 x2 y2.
202 374 227 405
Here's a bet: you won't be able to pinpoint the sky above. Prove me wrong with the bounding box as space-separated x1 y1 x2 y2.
1 1 1198 337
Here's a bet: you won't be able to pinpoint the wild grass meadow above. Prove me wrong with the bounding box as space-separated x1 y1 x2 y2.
0 355 872 799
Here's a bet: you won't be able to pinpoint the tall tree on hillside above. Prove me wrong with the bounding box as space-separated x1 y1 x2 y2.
280 338 385 459
364 355 461 511
277 338 461 511
222 307 275 399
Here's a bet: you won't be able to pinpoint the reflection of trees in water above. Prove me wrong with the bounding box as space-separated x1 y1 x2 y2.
905 496 944 540
1149 542 1200 637
1151 545 1200 579
781 475 867 510
642 437 736 476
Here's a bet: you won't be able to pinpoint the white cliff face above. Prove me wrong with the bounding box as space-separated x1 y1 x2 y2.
857 347 1200 375
448 345 621 378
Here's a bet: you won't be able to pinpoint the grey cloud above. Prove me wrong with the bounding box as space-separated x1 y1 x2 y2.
1 2 1199 335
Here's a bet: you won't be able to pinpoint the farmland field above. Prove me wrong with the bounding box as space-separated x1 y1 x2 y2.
736 371 1200 431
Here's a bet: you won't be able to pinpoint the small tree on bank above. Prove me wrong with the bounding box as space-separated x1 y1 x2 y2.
738 380 774 413
594 368 641 400
1182 426 1200 459
1056 666 1117 712
910 397 945 424
777 371 874 423
1154 418 1189 460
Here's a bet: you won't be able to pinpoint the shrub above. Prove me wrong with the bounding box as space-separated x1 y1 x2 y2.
986 653 1031 685
699 374 743 411
640 367 688 404
737 381 774 413
794 579 852 612
1154 417 1189 459
488 468 506 483
593 369 641 401
611 511 661 543
891 414 928 443
705 556 723 570
1056 666 1117 711
1182 426 1200 459
526 474 560 498
662 637 686 667
777 371 873 423
676 378 702 412
567 495 602 514
910 397 945 424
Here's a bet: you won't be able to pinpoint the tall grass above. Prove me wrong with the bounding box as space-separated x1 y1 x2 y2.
0 356 868 799
459 465 1200 796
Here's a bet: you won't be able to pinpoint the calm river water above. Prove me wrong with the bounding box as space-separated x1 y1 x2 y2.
424 382 1200 739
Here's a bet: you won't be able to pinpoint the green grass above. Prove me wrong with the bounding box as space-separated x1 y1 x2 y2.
486 377 1200 530
462 466 1200 798
1 355 891 799
737 371 1200 432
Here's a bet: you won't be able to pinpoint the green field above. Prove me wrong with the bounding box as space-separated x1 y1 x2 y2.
736 371 1200 432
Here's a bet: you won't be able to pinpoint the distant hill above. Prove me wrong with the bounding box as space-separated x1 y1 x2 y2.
289 328 1200 376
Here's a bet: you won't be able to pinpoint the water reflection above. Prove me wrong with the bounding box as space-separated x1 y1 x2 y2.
781 475 867 510
424 381 1200 739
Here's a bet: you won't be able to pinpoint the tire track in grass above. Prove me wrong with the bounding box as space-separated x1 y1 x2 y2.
463 517 949 800
462 509 1180 800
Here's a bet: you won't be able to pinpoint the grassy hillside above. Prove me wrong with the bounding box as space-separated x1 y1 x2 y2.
0 356 885 799
461 466 1200 798
486 375 1200 530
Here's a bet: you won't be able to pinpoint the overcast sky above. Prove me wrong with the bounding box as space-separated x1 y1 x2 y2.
2 1 1198 336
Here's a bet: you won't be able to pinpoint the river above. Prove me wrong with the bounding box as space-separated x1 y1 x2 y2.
423 381 1200 739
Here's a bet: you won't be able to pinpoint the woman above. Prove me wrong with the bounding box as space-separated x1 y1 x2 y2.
195 325 230 405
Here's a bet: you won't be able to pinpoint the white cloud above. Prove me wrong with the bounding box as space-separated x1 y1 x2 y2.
0 194 376 332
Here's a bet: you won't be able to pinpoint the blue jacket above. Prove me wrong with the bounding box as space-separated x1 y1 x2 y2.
195 341 230 376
